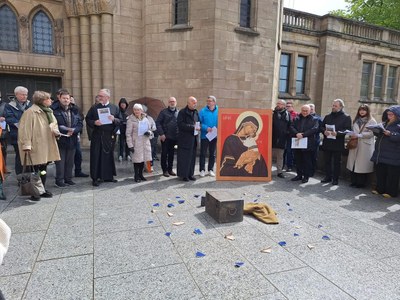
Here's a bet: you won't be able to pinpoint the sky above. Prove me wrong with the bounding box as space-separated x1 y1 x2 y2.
284 0 348 16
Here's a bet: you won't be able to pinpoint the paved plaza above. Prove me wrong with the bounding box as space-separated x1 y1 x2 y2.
0 152 400 299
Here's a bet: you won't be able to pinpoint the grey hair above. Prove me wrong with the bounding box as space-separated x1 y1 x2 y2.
14 86 28 95
208 95 217 102
309 103 315 109
333 99 345 108
277 99 286 105
100 88 111 97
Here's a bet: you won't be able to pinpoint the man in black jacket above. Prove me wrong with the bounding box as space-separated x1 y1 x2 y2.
321 99 352 185
177 96 200 181
156 97 179 177
272 99 291 178
290 105 319 183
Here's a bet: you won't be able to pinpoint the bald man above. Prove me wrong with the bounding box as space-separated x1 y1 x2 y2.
176 96 200 181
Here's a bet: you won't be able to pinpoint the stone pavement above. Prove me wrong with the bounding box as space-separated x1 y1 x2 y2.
1 153 400 300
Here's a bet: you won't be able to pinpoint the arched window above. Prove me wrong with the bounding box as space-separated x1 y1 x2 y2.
0 5 19 51
32 11 53 54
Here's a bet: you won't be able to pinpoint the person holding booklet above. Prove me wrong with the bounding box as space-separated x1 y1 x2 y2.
289 105 319 183
346 104 376 188
370 105 400 198
199 95 218 177
85 89 120 186
320 99 352 185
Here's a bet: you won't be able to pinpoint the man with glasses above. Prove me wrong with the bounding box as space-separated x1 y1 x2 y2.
85 89 120 186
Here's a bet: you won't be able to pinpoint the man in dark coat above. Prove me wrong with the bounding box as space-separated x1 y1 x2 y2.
4 86 32 175
52 90 83 187
177 96 200 181
309 103 323 176
321 99 352 185
85 89 120 186
289 105 319 183
156 96 179 177
272 99 291 178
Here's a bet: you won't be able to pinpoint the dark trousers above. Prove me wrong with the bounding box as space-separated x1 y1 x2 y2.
350 171 368 187
118 132 129 158
151 133 158 159
56 147 76 183
13 144 23 175
375 163 400 197
161 139 177 172
323 150 342 180
74 141 83 175
311 141 319 176
284 138 295 169
294 150 313 178
200 138 217 172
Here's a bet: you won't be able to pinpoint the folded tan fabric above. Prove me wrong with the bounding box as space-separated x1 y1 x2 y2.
244 203 279 224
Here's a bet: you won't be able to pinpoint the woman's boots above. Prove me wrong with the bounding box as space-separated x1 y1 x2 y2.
134 162 147 183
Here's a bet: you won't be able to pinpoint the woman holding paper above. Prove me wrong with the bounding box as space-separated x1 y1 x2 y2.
126 103 155 182
289 105 319 183
346 104 376 188
370 105 400 198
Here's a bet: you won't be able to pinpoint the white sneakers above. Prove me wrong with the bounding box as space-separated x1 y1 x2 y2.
200 170 215 177
118 156 122 162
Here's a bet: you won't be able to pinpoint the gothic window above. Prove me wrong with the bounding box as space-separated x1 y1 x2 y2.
0 5 19 51
32 11 53 55
174 0 188 25
240 0 251 28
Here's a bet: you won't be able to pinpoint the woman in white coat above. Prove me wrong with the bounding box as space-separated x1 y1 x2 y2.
346 104 376 188
126 104 155 182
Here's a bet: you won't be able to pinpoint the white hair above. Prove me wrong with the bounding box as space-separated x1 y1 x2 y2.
99 88 111 97
14 86 28 95
133 103 143 110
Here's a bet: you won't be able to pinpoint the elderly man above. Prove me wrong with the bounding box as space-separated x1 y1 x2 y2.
272 99 291 178
289 105 319 183
4 86 32 175
85 89 120 186
199 95 218 177
156 97 179 177
321 99 352 185
177 96 200 181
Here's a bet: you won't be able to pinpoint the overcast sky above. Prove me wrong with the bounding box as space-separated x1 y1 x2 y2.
284 0 348 16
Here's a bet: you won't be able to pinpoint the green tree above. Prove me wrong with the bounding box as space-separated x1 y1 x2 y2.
331 0 400 31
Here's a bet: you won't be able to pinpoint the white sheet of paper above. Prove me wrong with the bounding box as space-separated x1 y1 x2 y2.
326 124 336 139
97 107 112 125
206 126 217 141
291 137 308 149
194 122 200 136
0 121 6 130
138 119 149 136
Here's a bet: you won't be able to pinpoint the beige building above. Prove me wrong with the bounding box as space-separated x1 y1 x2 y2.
0 0 399 121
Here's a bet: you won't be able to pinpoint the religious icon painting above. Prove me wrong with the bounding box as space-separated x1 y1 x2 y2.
216 108 272 182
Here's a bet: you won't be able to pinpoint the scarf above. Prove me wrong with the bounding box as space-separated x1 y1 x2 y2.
356 116 368 128
38 105 53 124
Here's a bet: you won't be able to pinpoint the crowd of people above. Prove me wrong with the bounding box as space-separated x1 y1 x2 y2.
0 86 399 200
272 98 400 198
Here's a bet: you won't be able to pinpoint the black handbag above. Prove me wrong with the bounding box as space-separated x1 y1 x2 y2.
17 153 45 198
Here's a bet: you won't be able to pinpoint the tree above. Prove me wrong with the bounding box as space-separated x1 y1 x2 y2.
331 0 400 31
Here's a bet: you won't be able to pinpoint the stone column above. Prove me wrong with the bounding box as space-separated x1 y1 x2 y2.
79 16 92 113
69 17 82 107
90 14 102 99
101 13 114 100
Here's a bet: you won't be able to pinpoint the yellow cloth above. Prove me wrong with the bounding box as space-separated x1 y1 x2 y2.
244 202 279 224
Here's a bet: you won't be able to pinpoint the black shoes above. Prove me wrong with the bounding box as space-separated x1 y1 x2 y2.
301 177 309 183
92 180 100 187
291 175 302 181
55 181 66 188
321 177 332 183
188 176 196 181
40 191 53 198
163 171 170 177
104 179 118 183
277 173 285 178
65 180 76 186
75 172 89 178
134 178 141 183
168 171 177 176
332 180 339 185
182 177 189 182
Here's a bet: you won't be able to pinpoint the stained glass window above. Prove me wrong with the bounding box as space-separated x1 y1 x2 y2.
32 11 53 54
0 5 19 51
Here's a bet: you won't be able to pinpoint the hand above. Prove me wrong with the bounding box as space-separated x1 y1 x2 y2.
384 130 391 136
207 127 212 133
296 133 303 139
160 135 166 142
67 129 74 136
108 115 115 122
129 147 135 153
144 131 151 137
94 120 102 126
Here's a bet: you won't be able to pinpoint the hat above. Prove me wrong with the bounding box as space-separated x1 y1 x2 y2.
133 103 143 110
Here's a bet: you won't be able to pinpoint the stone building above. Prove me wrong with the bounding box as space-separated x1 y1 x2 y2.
0 0 399 121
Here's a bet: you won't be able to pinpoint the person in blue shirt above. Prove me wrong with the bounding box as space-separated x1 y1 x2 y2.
199 96 218 177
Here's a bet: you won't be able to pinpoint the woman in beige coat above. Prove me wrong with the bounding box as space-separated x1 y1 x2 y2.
126 104 155 182
346 104 376 188
18 91 61 199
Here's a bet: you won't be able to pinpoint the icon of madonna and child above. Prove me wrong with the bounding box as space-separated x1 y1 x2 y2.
218 109 271 181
